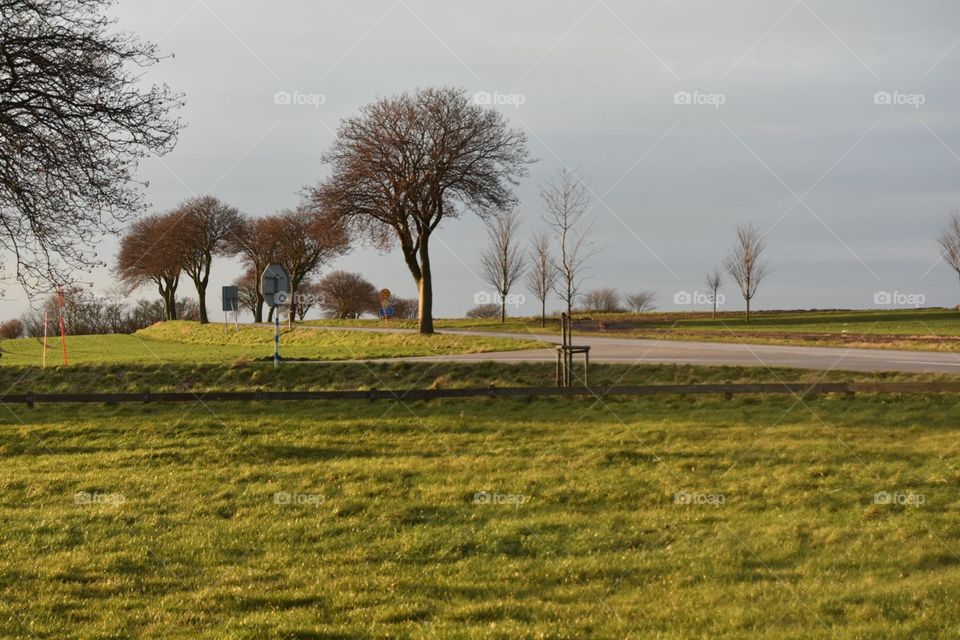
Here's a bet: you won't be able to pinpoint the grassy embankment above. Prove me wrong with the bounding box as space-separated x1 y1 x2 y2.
0 320 548 367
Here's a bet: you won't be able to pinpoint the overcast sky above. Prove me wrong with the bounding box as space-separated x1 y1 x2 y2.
9 0 960 318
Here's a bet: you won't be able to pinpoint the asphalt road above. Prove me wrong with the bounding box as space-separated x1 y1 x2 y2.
308 325 960 374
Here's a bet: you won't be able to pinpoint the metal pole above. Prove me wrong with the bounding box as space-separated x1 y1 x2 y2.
274 311 280 369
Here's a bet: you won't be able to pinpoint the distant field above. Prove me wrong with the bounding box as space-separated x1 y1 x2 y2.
308 308 960 351
2 392 959 638
0 321 547 366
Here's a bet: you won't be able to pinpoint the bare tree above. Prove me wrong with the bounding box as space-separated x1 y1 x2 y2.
583 288 623 313
316 271 378 319
479 209 527 323
173 195 242 324
722 223 769 323
294 280 322 320
234 267 260 319
705 269 722 319
275 207 350 324
466 303 501 319
227 215 282 322
0 0 181 290
542 169 597 318
937 212 960 303
115 213 184 320
312 87 531 334
390 297 418 320
524 231 557 327
625 291 656 313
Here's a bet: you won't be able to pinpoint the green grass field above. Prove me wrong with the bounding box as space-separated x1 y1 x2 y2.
2 390 959 638
2 323 957 638
308 308 960 351
0 321 546 366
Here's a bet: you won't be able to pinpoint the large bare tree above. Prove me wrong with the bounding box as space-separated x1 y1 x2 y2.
542 169 597 319
937 212 960 304
525 231 557 327
274 206 350 324
312 87 531 333
173 195 242 324
723 223 769 323
115 213 183 320
1 0 181 290
479 209 527 323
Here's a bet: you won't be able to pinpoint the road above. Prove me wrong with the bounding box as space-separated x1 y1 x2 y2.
306 325 960 374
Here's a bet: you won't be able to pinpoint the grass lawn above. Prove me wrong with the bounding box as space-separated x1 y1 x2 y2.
0 321 547 367
307 308 960 351
1 391 959 638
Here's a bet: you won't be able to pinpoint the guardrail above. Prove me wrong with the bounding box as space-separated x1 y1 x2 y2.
5 380 960 406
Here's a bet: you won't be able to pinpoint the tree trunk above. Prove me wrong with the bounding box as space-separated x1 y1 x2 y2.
288 282 297 329
417 237 434 334
254 293 264 323
745 297 751 323
500 299 506 323
159 280 178 321
541 298 546 327
267 305 274 323
712 296 717 320
197 280 208 324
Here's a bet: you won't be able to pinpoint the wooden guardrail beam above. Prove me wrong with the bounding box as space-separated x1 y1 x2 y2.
1 380 958 406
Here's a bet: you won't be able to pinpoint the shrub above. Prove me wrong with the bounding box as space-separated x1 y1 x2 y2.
466 303 501 319
582 288 623 313
0 319 23 339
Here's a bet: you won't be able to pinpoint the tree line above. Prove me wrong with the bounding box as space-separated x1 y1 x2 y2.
115 199 349 324
5 0 960 336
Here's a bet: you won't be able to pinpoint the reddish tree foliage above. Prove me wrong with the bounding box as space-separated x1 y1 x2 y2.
227 215 282 323
274 207 350 322
171 195 242 323
115 213 183 320
316 271 378 319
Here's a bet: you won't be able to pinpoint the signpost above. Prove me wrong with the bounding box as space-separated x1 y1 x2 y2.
378 288 394 323
261 264 290 368
222 286 239 331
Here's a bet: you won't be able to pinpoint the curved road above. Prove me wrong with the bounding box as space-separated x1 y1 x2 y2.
307 325 960 374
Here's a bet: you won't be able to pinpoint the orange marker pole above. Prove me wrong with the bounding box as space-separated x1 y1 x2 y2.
57 286 68 366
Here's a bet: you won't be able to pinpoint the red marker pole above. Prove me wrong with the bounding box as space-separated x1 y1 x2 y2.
57 286 68 366
42 308 48 368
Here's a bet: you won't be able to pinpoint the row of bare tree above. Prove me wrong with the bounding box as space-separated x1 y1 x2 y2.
115 197 349 323
475 166 772 324
478 169 599 326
